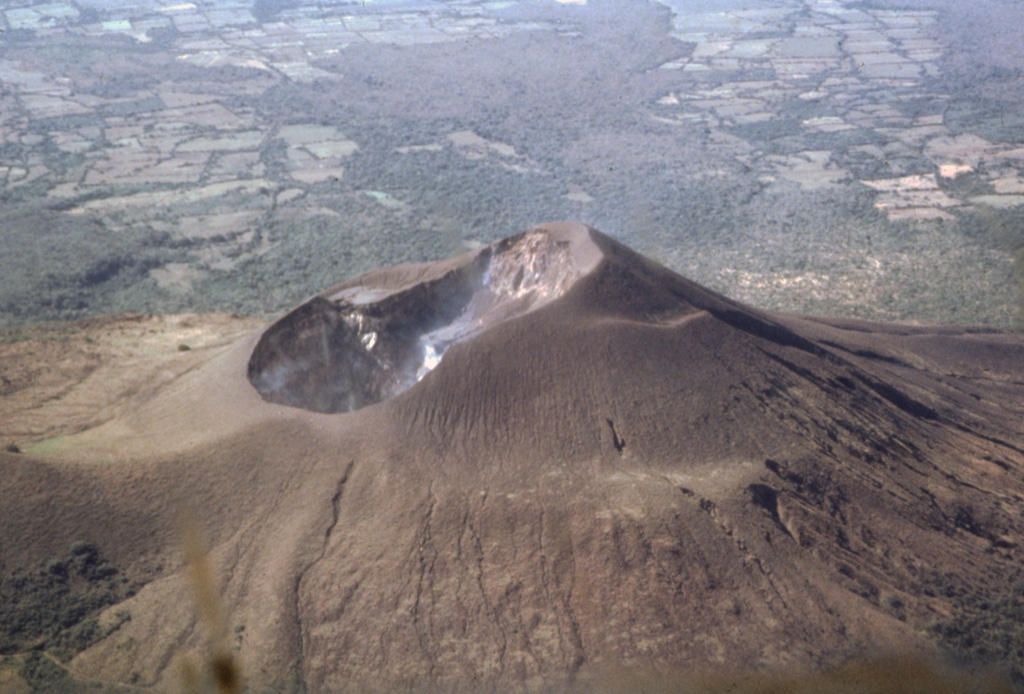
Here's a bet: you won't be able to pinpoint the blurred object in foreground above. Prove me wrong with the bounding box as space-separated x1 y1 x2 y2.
180 511 241 694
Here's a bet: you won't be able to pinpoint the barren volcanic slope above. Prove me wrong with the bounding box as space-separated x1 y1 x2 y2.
3 223 1024 693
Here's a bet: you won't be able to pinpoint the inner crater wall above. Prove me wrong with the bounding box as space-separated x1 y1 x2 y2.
246 230 581 413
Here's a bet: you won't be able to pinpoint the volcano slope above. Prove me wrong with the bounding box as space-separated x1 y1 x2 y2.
2 222 1024 693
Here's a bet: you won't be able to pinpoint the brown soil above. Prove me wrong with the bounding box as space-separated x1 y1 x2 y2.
0 313 264 451
1 223 1022 693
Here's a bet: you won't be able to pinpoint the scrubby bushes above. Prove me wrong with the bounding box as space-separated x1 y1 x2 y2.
922 572 1024 685
0 542 136 661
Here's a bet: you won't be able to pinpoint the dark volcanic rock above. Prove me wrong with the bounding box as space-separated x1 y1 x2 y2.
2 222 1024 693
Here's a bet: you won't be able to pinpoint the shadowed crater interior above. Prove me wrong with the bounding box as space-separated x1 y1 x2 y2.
247 230 582 413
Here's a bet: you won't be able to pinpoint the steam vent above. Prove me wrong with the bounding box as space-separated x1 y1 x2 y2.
248 227 596 412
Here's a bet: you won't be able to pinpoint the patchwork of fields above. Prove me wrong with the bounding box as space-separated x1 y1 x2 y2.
0 0 1021 328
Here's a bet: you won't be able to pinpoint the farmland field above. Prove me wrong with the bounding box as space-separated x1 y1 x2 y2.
0 0 1022 329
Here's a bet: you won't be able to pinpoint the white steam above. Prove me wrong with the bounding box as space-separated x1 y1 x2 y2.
416 342 442 381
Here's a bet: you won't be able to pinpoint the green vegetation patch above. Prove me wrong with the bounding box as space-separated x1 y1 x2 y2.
0 208 172 327
0 541 137 661
922 572 1024 685
14 650 133 694
17 651 74 694
955 205 1024 322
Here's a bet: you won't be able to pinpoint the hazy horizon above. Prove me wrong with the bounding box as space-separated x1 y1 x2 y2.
1 0 1022 329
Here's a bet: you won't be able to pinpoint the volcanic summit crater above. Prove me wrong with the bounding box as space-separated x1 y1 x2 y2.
248 228 594 413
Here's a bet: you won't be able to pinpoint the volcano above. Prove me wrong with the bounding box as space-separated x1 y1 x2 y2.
2 222 1023 693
